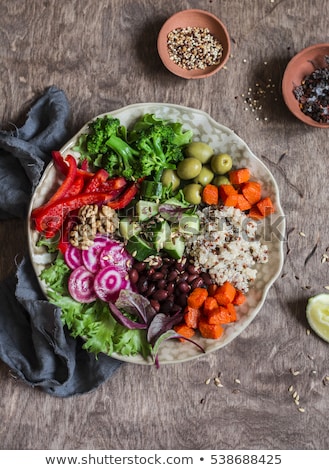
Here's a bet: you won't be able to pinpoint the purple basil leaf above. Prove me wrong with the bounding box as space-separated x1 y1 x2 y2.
147 310 183 345
151 330 206 367
115 289 156 323
108 301 147 330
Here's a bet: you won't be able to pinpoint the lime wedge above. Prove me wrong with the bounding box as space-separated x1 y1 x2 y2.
306 293 329 342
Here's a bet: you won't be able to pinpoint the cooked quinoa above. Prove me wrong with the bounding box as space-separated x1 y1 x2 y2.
185 205 269 293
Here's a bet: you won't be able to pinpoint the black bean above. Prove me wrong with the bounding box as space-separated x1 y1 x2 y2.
160 265 169 276
187 273 199 283
175 258 187 272
191 277 204 289
152 289 168 302
178 272 189 282
187 264 199 275
129 268 139 284
178 281 190 293
134 261 146 272
157 279 167 290
167 270 178 282
137 276 148 293
201 272 212 286
151 271 164 281
161 299 174 313
145 284 156 297
176 293 188 307
166 282 175 295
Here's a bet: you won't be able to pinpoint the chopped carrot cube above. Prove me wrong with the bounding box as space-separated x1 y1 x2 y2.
198 318 224 339
248 205 264 220
203 296 219 316
229 168 250 185
187 287 208 309
214 281 236 306
184 306 201 329
235 194 252 211
256 197 275 217
219 184 238 207
233 290 247 306
207 306 229 324
226 303 237 322
241 181 262 205
202 184 219 205
174 323 195 342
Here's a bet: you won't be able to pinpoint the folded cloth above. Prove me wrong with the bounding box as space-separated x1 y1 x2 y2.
0 86 122 397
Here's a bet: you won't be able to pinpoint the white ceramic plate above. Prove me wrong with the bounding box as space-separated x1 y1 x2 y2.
28 103 285 365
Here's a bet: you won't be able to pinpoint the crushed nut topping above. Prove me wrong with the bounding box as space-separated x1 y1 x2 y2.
70 204 119 250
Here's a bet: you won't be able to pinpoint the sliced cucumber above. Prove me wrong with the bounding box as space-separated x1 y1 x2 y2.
136 200 159 222
119 217 141 240
163 235 185 260
178 213 200 236
152 220 171 252
126 234 157 261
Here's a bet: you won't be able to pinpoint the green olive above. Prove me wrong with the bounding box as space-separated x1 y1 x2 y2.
161 169 181 192
210 153 233 175
212 175 231 187
183 183 202 205
193 165 214 186
184 142 214 164
177 157 202 180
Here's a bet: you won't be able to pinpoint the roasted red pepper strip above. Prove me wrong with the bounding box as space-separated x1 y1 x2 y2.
31 155 77 219
83 168 109 193
52 150 94 179
96 176 127 193
66 175 85 197
107 182 138 210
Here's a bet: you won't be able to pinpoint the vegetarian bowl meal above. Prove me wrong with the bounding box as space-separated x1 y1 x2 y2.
28 103 285 365
157 9 230 79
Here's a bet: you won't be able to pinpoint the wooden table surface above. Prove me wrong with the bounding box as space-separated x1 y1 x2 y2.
1 0 329 451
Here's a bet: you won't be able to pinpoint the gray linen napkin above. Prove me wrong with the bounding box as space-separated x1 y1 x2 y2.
0 86 121 397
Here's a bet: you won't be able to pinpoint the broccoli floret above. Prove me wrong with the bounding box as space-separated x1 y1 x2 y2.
104 134 140 180
83 116 142 180
86 116 121 155
132 124 187 182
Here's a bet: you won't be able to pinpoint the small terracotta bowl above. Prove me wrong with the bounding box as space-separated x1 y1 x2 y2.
157 9 230 79
282 43 329 128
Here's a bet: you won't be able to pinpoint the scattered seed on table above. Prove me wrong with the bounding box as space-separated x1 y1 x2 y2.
205 378 211 385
